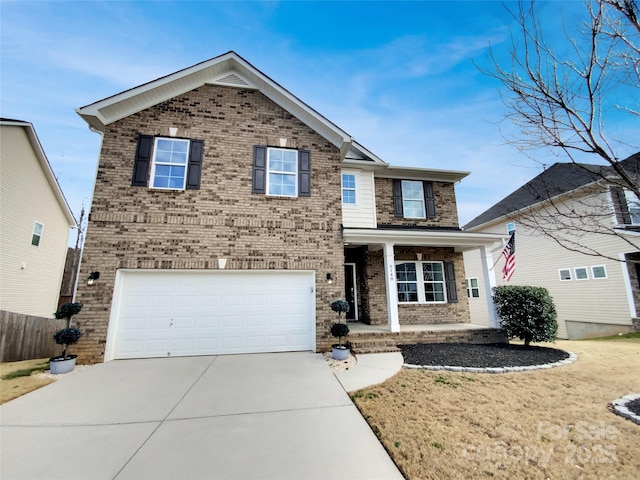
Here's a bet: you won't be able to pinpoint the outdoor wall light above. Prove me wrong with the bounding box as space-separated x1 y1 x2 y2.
326 273 333 285
87 271 100 286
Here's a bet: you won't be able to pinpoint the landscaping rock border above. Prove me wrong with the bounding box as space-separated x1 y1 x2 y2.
611 394 640 425
403 351 577 373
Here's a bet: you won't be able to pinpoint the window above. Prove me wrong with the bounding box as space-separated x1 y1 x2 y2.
574 267 589 280
342 174 356 204
401 181 426 218
396 261 447 303
132 135 203 190
592 265 608 279
624 190 640 224
267 148 298 197
466 278 479 298
31 221 43 246
559 269 572 281
396 262 418 302
150 138 190 189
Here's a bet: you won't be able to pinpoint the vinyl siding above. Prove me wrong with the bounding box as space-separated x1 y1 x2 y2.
0 126 72 317
341 169 376 228
464 191 639 339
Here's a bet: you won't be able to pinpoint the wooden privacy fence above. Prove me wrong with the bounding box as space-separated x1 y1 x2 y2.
0 311 67 362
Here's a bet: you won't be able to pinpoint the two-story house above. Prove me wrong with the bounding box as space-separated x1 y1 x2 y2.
463 155 640 339
74 52 505 363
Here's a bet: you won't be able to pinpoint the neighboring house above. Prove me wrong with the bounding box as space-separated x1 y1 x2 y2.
74 51 505 364
463 155 640 339
0 119 77 318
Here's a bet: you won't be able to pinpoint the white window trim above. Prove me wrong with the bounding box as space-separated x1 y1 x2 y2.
266 147 298 198
341 172 358 206
558 268 572 281
591 265 608 279
401 180 426 219
574 267 589 281
31 221 43 246
150 137 190 191
395 260 447 304
466 278 479 298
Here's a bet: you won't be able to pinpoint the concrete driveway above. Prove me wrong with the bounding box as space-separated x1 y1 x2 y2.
0 352 403 480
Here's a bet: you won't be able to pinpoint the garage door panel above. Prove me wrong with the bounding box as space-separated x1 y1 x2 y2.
110 271 314 359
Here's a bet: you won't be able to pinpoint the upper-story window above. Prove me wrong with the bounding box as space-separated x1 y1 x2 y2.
342 174 356 204
151 138 190 189
624 190 640 224
393 179 436 219
252 146 311 198
267 148 298 197
131 135 203 190
401 181 426 218
31 221 43 246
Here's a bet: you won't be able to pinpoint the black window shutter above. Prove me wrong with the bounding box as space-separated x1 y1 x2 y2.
252 146 267 194
444 261 458 303
186 140 204 190
424 181 436 218
613 187 631 224
393 180 404 217
298 149 311 197
131 135 153 186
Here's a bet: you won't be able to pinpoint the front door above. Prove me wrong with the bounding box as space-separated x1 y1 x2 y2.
344 263 358 321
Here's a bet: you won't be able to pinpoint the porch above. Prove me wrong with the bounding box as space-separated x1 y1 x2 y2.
346 322 507 354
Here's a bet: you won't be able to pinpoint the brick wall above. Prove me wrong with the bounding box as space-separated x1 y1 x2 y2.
75 84 345 363
364 246 471 327
375 178 460 227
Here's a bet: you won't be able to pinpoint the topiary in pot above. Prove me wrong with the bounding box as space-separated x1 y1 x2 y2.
330 299 350 360
50 302 83 374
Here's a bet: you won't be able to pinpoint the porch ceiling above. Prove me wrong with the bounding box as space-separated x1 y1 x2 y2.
342 228 507 252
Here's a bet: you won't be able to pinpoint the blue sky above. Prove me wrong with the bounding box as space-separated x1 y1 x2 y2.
1 0 638 237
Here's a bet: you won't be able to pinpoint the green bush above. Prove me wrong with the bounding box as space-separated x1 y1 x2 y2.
492 285 558 346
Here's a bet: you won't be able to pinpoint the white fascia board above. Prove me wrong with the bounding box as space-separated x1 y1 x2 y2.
376 165 470 183
343 228 507 252
2 121 78 227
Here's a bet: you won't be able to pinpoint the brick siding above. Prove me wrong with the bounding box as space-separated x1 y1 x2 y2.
375 178 460 227
75 84 345 363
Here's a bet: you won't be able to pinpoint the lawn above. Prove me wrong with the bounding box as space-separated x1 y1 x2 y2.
352 337 640 479
0 358 54 404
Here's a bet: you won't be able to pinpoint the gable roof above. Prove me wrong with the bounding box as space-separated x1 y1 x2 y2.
463 153 640 231
0 119 77 227
76 51 384 164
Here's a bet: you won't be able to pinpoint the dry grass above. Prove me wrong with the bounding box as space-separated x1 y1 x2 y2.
353 339 640 480
0 358 54 404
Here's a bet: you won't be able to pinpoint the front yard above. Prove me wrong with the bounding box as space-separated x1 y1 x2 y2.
352 337 640 479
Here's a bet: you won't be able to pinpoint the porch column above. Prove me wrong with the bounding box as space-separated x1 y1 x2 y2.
382 242 400 332
480 245 500 328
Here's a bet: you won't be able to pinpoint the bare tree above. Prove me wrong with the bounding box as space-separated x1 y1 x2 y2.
481 0 640 259
483 0 639 194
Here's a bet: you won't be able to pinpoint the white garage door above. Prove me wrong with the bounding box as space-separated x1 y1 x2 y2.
107 270 315 360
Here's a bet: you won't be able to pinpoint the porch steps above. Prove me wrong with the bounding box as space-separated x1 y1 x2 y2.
349 327 507 355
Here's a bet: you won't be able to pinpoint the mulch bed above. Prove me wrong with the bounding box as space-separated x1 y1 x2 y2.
399 343 570 368
627 398 640 416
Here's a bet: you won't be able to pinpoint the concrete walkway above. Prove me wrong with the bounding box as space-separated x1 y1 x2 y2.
334 352 404 392
0 353 403 480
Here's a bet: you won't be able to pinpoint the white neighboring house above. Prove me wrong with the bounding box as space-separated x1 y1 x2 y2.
0 119 77 317
463 154 640 339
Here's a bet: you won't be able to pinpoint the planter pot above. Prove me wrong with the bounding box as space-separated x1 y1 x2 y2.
332 346 350 361
49 355 77 375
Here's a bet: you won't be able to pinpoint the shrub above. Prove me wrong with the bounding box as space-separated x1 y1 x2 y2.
492 285 558 346
330 300 350 348
53 328 82 359
330 300 350 317
54 302 83 328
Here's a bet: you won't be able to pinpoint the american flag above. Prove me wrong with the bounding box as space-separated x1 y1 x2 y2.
502 232 516 281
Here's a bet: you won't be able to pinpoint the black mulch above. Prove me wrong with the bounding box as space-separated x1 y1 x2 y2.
627 398 640 416
399 343 570 368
